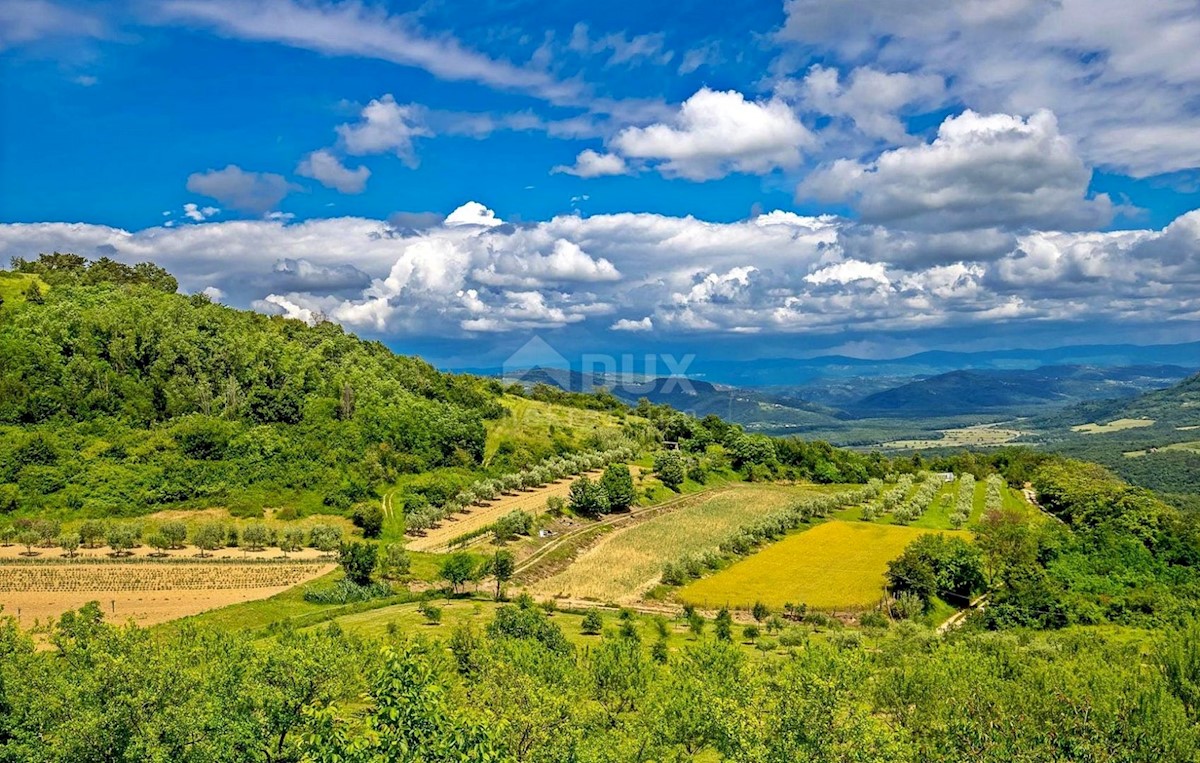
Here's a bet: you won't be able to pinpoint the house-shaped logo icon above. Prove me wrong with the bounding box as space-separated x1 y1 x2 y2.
502 335 572 390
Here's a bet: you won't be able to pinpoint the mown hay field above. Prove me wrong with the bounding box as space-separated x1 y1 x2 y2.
1071 417 1155 434
529 483 852 604
678 520 968 611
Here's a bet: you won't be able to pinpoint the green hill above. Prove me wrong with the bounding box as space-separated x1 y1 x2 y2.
1035 373 1200 506
0 256 630 518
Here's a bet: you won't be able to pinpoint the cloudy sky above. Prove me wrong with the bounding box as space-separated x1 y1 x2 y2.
2 0 1199 368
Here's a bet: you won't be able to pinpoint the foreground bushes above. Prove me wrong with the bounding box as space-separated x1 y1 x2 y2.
2 602 1197 762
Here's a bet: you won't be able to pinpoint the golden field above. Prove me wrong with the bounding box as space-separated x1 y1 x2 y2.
678 519 968 611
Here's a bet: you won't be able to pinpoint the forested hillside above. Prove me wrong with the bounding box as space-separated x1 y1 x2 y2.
0 255 504 516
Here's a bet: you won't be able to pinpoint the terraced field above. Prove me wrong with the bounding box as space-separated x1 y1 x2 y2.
528 483 852 604
0 560 333 626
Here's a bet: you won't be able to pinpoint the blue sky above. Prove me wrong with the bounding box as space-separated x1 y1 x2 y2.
2 0 1200 368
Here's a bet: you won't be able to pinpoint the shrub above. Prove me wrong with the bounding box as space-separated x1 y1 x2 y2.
581 608 603 635
352 504 385 539
419 601 443 624
338 541 378 586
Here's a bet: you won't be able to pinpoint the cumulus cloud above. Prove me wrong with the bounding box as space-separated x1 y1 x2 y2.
297 149 371 194
2 202 1198 343
186 165 296 214
182 203 220 222
552 149 629 178
777 0 1200 177
799 110 1114 231
611 317 654 332
610 88 815 180
444 201 504 228
797 65 945 144
336 95 431 167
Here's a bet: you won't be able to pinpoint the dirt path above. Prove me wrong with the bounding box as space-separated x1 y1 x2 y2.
937 593 988 633
406 470 606 552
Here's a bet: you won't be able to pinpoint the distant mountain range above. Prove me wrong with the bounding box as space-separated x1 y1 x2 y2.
845 365 1194 418
502 361 1197 425
685 341 1200 387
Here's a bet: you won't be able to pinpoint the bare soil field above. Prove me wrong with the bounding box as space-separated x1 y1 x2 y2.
0 560 333 626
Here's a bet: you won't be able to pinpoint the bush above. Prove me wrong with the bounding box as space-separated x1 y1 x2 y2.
653 451 685 491
303 579 393 605
418 601 443 624
337 541 378 586
581 608 603 635
352 504 385 539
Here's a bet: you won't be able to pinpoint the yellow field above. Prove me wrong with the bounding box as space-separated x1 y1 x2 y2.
1071 417 1155 434
883 423 1022 450
529 483 850 604
678 520 967 611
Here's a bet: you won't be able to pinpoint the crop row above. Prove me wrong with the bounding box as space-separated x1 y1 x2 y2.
950 474 976 528
404 444 635 533
0 563 324 592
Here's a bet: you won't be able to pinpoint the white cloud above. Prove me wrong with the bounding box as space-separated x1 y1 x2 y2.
552 149 629 178
3 203 1198 341
777 0 1200 177
804 260 890 286
800 110 1114 231
444 201 504 228
154 0 580 104
201 286 225 302
0 0 106 49
798 65 945 144
186 165 295 214
336 95 430 167
568 23 673 68
297 149 371 194
611 317 653 332
472 240 620 286
182 203 220 222
610 88 814 180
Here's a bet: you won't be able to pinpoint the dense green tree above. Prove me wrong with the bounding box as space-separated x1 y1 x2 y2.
338 541 379 586
653 450 685 491
567 475 609 516
600 463 636 511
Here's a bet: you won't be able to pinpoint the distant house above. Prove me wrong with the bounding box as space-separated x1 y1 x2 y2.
936 472 955 482
662 441 680 450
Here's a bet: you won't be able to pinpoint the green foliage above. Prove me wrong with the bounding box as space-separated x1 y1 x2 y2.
338 541 379 586
486 601 572 655
581 608 603 635
886 534 985 609
439 551 477 593
653 450 685 491
352 504 385 538
567 474 608 516
379 544 411 579
715 607 733 642
599 463 636 511
0 258 499 515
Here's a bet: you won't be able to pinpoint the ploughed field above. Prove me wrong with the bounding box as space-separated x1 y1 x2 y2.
678 520 968 611
0 560 334 626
